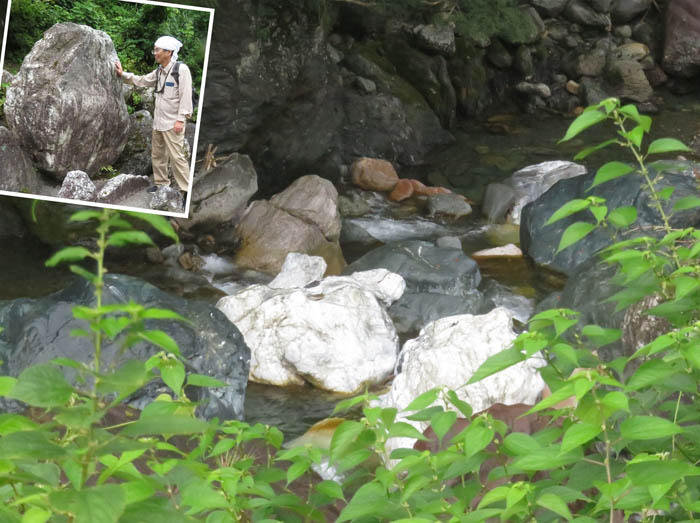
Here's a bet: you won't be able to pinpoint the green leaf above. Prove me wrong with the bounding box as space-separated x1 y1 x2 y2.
626 360 677 390
545 199 591 226
97 360 151 400
69 210 102 222
403 387 440 411
503 432 541 455
387 422 428 441
560 422 601 454
573 139 618 161
589 205 607 224
658 186 674 200
337 482 390 522
70 264 97 282
50 484 126 523
646 138 691 155
607 206 637 228
120 415 208 437
467 346 524 385
580 325 621 347
620 416 683 441
186 374 227 388
139 308 188 322
45 247 93 267
536 492 573 521
461 424 495 457
329 420 364 462
600 391 629 413
19 507 51 523
557 222 595 253
0 430 68 460
0 376 17 397
159 358 186 394
559 108 607 143
9 364 73 407
124 211 179 243
286 459 311 484
673 196 700 212
447 389 472 418
624 124 645 149
0 413 38 434
106 231 154 247
138 330 181 355
588 161 635 190
429 410 457 442
627 459 700 486
674 275 700 300
316 480 345 500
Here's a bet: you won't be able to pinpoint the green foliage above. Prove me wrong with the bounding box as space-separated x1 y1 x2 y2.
7 0 208 93
0 82 7 120
3 99 700 520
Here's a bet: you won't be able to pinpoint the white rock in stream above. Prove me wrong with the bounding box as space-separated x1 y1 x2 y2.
216 260 405 393
377 307 546 456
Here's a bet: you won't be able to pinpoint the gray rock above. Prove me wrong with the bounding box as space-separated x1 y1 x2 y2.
427 193 472 218
515 46 535 77
0 274 251 420
389 290 483 334
487 39 513 69
586 0 612 13
162 243 185 260
613 25 633 38
662 0 700 78
354 76 376 94
337 192 371 217
181 153 258 231
515 82 551 98
482 183 517 223
97 173 150 203
1 70 13 85
606 58 653 102
564 0 611 27
412 24 456 57
612 0 652 23
532 0 570 16
580 76 611 105
521 161 700 276
0 126 41 193
58 170 97 201
435 236 462 249
5 23 130 178
345 240 481 297
576 48 608 77
150 185 185 213
114 110 153 177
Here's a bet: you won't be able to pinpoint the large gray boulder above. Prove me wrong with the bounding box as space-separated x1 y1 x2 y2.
0 274 251 420
114 110 153 177
5 23 130 179
181 153 258 231
0 126 42 193
521 161 700 276
662 0 700 78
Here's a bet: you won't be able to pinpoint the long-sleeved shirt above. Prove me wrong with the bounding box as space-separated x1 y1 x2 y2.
122 60 193 131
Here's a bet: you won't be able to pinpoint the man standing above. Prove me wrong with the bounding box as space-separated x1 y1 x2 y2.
115 36 193 194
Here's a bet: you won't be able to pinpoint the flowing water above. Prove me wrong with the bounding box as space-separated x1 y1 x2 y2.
3 94 700 439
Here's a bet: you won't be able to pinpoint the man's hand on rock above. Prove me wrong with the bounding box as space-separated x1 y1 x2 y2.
114 60 123 76
174 121 184 134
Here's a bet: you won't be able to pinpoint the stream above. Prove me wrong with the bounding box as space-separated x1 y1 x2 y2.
3 93 700 439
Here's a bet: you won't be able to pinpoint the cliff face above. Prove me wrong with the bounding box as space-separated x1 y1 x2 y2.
193 0 677 195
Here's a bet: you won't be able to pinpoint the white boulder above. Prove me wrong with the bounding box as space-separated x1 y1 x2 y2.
216 258 405 394
378 307 546 455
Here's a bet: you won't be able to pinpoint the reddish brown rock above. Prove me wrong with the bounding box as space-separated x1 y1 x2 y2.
350 157 399 192
388 179 414 201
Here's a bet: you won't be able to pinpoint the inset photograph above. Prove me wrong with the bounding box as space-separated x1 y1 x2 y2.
0 0 214 217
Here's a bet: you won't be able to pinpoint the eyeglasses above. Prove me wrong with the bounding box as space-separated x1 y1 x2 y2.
152 47 163 54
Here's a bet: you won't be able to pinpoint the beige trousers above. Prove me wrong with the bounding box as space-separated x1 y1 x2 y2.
151 129 190 191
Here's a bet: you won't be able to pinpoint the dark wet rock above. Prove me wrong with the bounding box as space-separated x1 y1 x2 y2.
612 0 652 23
587 0 613 13
411 24 456 57
5 23 130 178
521 161 700 276
515 82 551 98
180 153 258 231
337 192 371 218
0 198 26 239
0 126 42 193
487 39 513 69
514 46 535 77
97 174 150 203
114 110 153 177
580 76 611 105
435 236 462 249
354 76 376 93
531 0 569 17
564 0 611 27
576 48 607 77
345 240 481 297
389 290 484 334
606 57 654 102
448 39 490 116
58 170 97 201
150 185 185 213
0 274 250 420
662 0 700 78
